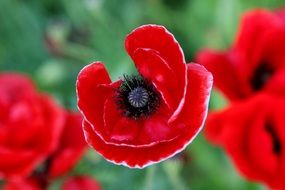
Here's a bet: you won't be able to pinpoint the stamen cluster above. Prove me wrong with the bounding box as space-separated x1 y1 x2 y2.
116 75 161 119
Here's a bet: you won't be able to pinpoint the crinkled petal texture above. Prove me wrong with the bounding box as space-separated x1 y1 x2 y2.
205 94 285 189
48 112 86 178
61 176 101 190
197 9 285 102
0 73 64 179
77 25 213 168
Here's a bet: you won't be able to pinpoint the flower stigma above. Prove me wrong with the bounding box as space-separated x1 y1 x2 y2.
128 87 149 108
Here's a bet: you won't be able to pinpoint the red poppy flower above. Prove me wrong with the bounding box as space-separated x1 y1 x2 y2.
197 9 285 101
0 73 64 179
4 178 43 190
205 94 285 189
61 176 101 190
48 112 86 178
77 24 213 168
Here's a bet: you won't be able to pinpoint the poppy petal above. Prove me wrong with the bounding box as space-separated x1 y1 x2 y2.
132 48 179 109
83 111 207 168
4 178 42 190
197 50 246 100
103 97 178 147
234 10 280 60
169 63 213 129
205 94 285 189
62 176 101 190
0 149 39 178
125 24 185 73
77 62 118 141
48 112 86 178
110 117 140 142
137 114 179 144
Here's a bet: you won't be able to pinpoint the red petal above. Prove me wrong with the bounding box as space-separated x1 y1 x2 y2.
103 97 178 147
256 26 285 71
222 100 269 181
233 10 285 84
205 94 285 189
77 62 118 141
4 178 42 190
110 117 140 142
137 113 179 144
125 25 185 72
264 67 285 98
0 73 35 99
197 50 247 101
234 9 280 62
103 94 124 138
169 63 213 130
205 101 254 146
0 73 36 121
276 8 285 22
49 112 86 178
35 95 65 155
255 97 285 189
61 176 101 190
247 112 278 178
203 112 227 145
132 48 179 110
125 25 187 106
7 102 39 145
0 149 39 179
83 117 206 168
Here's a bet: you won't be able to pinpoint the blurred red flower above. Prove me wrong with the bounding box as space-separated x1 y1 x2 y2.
77 24 213 168
205 94 285 189
0 73 64 179
48 112 86 178
4 178 43 190
197 9 285 101
197 8 285 189
61 176 101 190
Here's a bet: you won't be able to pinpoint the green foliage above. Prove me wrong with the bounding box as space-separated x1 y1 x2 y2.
0 0 284 189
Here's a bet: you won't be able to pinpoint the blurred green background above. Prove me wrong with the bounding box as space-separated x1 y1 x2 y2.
0 0 284 189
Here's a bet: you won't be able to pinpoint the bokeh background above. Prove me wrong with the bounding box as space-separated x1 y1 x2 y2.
0 0 284 189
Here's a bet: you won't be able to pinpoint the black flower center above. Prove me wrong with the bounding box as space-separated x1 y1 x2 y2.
116 75 161 119
250 62 274 91
265 123 281 155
